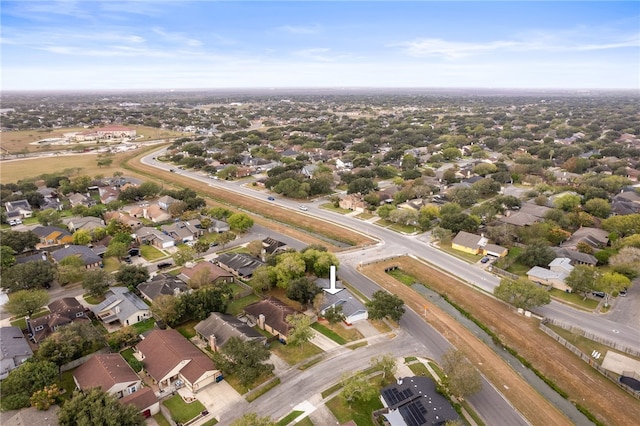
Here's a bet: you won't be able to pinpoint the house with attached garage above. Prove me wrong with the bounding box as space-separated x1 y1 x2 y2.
527 257 574 292
32 225 74 247
4 199 32 219
242 297 306 343
50 245 102 268
134 226 175 249
451 231 508 257
27 297 89 344
135 329 221 393
91 287 151 329
194 312 266 352
315 266 368 324
137 273 190 303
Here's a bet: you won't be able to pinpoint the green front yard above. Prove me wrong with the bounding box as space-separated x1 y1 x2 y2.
437 242 483 263
549 288 599 310
325 373 394 426
320 203 352 214
140 244 165 260
131 318 156 335
270 341 323 366
102 257 121 272
162 394 205 424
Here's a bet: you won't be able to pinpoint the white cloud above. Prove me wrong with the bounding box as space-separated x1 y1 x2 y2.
277 24 322 35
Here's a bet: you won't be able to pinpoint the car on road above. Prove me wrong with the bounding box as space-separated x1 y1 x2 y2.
299 205 308 211
267 196 275 201
170 169 175 172
619 287 628 297
157 262 172 269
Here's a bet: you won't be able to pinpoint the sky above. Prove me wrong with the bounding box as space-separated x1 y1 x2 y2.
1 1 639 91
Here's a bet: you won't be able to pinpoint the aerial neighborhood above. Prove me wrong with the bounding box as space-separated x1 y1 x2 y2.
1 90 639 426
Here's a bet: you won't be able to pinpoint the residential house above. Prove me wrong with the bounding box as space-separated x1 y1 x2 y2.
561 227 609 251
178 262 234 286
612 190 640 215
143 205 171 223
32 225 74 247
50 245 102 268
161 221 202 244
63 216 105 233
67 192 93 207
194 312 266 352
527 258 574 292
73 353 142 399
134 226 175 249
91 287 151 329
27 297 89 343
242 297 304 342
103 211 142 231
261 237 287 256
98 186 120 204
135 329 221 393
380 376 459 426
339 194 367 212
137 273 189 303
314 279 368 325
0 326 33 379
451 231 508 257
498 202 551 227
552 247 597 266
157 195 177 210
214 252 265 279
4 199 32 219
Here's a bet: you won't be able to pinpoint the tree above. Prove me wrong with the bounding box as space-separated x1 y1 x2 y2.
107 325 140 351
322 304 345 324
227 212 254 232
584 198 611 219
36 322 106 370
56 255 86 286
517 241 556 267
442 147 461 160
439 212 480 234
301 249 339 277
215 337 273 386
2 260 55 292
5 289 49 317
0 360 58 410
250 265 277 294
286 313 314 348
440 349 482 399
609 247 640 279
105 240 129 259
82 269 113 298
565 265 598 297
273 252 306 289
553 194 582 211
596 272 631 307
193 239 210 255
37 208 62 226
30 383 61 410
347 177 377 195
602 214 640 238
286 277 322 308
173 245 196 266
1 230 39 252
494 277 551 310
370 353 397 379
216 231 236 248
341 371 377 408
247 240 264 258
366 291 405 322
1 245 16 269
72 229 92 245
58 388 144 426
115 265 150 288
150 294 183 326
231 413 276 426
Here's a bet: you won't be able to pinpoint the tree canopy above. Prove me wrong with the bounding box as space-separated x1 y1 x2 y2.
0 360 58 410
366 291 405 322
214 337 273 386
58 388 144 426
440 349 482 398
1 260 55 292
494 277 551 310
5 289 49 317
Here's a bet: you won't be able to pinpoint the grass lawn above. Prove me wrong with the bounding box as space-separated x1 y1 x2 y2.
58 369 78 401
319 203 352 214
162 394 205 424
84 294 105 305
153 413 172 426
428 361 445 380
375 219 420 234
10 317 27 330
549 289 599 310
277 410 303 426
387 268 417 286
224 369 275 396
102 257 121 272
505 262 531 276
226 294 261 316
369 319 392 333
175 319 198 339
201 418 218 426
131 318 156 335
311 322 346 345
140 245 165 261
325 378 387 426
355 212 375 220
270 341 323 366
408 362 432 377
295 417 314 426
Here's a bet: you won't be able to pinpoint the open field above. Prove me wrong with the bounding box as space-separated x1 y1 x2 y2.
0 125 186 154
362 257 640 426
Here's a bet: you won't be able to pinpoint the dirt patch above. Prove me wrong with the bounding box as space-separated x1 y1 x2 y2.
362 257 640 426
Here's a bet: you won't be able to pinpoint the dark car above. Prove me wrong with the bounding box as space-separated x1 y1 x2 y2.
480 256 491 264
128 248 140 257
170 169 175 172
157 262 172 269
592 291 605 298
267 196 275 201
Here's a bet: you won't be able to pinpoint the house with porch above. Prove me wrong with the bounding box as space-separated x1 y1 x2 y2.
451 231 508 257
73 353 143 399
135 329 221 393
242 297 304 343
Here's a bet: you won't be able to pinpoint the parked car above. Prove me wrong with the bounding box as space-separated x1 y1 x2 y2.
299 205 308 211
8 220 17 226
480 256 491 264
592 291 605 298
619 287 628 297
157 262 172 269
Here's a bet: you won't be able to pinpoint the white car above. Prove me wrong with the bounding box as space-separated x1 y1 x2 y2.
299 205 308 211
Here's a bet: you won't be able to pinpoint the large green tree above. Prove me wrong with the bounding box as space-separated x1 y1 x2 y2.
1 230 39 253
440 349 482 398
366 291 405 322
150 294 183 326
227 212 254 232
0 360 58 410
341 371 377 408
5 289 49 317
596 272 631 307
0 245 16 270
82 269 114 298
58 388 144 426
494 278 551 310
2 260 55 292
517 241 556 268
115 265 150 288
565 265 598 297
286 313 314 348
214 337 274 386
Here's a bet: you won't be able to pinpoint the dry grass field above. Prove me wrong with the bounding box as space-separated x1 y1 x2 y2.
0 125 186 154
362 257 640 426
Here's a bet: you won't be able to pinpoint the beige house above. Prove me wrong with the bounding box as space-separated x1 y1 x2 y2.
527 257 574 292
451 231 508 257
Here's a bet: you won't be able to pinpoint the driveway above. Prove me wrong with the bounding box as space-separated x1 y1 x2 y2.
192 381 245 421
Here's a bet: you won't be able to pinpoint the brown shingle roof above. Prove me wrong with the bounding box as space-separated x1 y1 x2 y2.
119 387 158 411
243 297 301 337
74 353 139 391
136 329 216 384
179 261 233 282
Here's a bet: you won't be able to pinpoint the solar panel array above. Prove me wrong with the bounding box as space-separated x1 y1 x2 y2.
382 387 414 406
399 399 428 426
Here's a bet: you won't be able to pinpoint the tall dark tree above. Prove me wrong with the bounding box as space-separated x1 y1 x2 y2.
115 265 150 288
214 337 273 386
2 260 55 292
58 388 144 426
1 230 39 252
366 291 405 322
286 277 322 307
0 360 58 410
